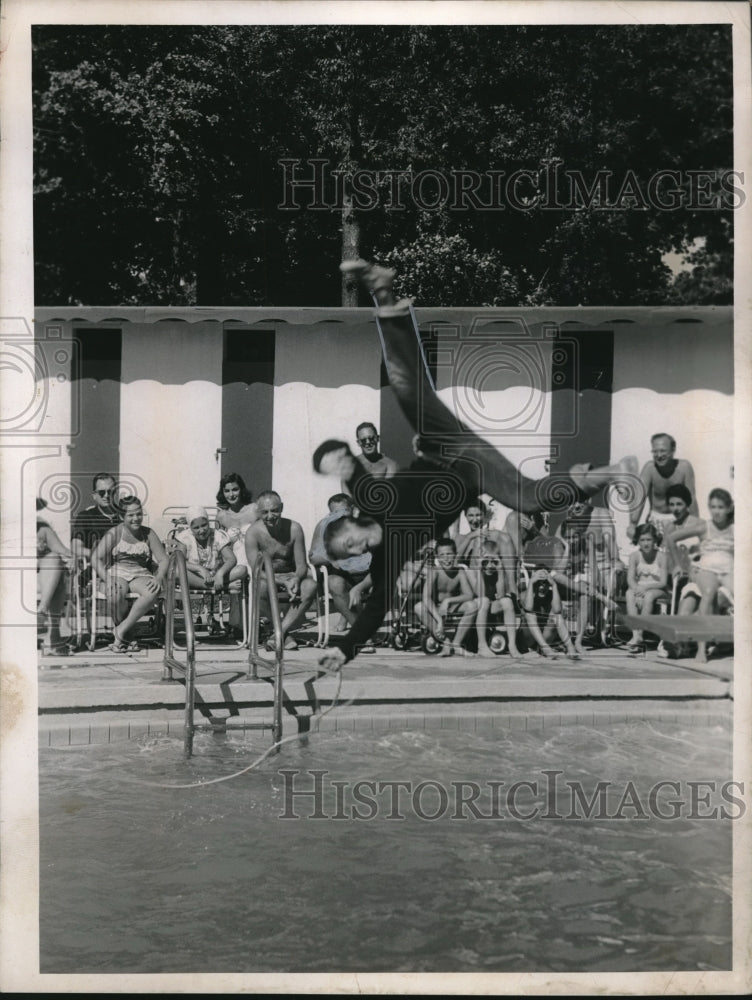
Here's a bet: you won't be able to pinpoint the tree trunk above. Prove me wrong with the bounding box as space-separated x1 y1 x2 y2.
340 193 360 307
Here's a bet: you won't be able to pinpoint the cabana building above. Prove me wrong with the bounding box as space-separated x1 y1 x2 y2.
33 305 733 550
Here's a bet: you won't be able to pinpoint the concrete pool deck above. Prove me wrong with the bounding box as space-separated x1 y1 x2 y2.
38 635 734 747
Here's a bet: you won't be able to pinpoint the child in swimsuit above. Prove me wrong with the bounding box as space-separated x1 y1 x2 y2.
667 488 734 663
624 522 669 653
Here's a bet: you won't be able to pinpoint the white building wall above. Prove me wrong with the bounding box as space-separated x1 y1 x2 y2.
32 319 74 543
118 322 223 539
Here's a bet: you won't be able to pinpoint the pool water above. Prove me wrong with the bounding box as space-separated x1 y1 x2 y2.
39 719 733 974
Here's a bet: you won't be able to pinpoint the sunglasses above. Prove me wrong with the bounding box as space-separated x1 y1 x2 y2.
95 489 114 497
359 436 378 444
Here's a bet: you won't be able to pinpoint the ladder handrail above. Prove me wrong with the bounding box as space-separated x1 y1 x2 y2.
314 563 330 648
162 548 197 757
247 553 284 673
247 552 284 745
164 549 284 757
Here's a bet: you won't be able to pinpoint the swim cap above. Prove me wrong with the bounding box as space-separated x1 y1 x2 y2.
187 505 209 526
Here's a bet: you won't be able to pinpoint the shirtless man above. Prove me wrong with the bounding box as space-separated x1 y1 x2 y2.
355 421 399 478
627 433 698 541
244 490 317 650
415 537 479 656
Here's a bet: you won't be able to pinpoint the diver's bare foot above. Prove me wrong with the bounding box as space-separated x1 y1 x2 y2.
617 455 639 478
539 645 559 659
695 643 709 664
477 646 496 658
574 641 587 654
340 258 395 300
376 296 413 317
569 455 639 495
438 642 454 657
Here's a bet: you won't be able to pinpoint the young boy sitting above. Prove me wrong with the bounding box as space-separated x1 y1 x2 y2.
415 537 480 657
472 539 522 658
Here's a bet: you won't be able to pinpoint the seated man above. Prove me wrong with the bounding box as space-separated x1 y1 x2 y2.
70 472 122 560
520 567 580 659
309 493 373 647
244 490 317 650
472 539 522 658
69 474 122 608
415 537 479 656
172 506 246 635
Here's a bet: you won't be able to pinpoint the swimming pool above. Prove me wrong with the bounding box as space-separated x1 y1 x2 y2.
39 718 733 974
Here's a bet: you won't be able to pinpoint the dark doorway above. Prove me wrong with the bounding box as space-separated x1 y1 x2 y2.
549 328 614 525
221 329 275 497
69 327 122 515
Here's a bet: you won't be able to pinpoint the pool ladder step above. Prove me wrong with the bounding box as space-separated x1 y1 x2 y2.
162 550 285 757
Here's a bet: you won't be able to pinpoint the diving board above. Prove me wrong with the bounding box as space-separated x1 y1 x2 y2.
620 614 733 645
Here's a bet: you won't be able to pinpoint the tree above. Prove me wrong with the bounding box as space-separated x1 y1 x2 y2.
32 24 733 306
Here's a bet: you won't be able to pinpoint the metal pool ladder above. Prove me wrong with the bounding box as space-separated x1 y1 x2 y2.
162 549 285 758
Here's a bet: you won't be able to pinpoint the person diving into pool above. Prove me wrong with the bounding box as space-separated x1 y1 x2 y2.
314 258 639 672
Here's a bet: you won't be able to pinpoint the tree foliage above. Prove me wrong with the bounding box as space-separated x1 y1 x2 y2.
32 24 734 306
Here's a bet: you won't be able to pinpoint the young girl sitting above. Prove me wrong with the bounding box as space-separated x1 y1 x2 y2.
624 522 669 654
520 567 580 660
666 488 734 663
